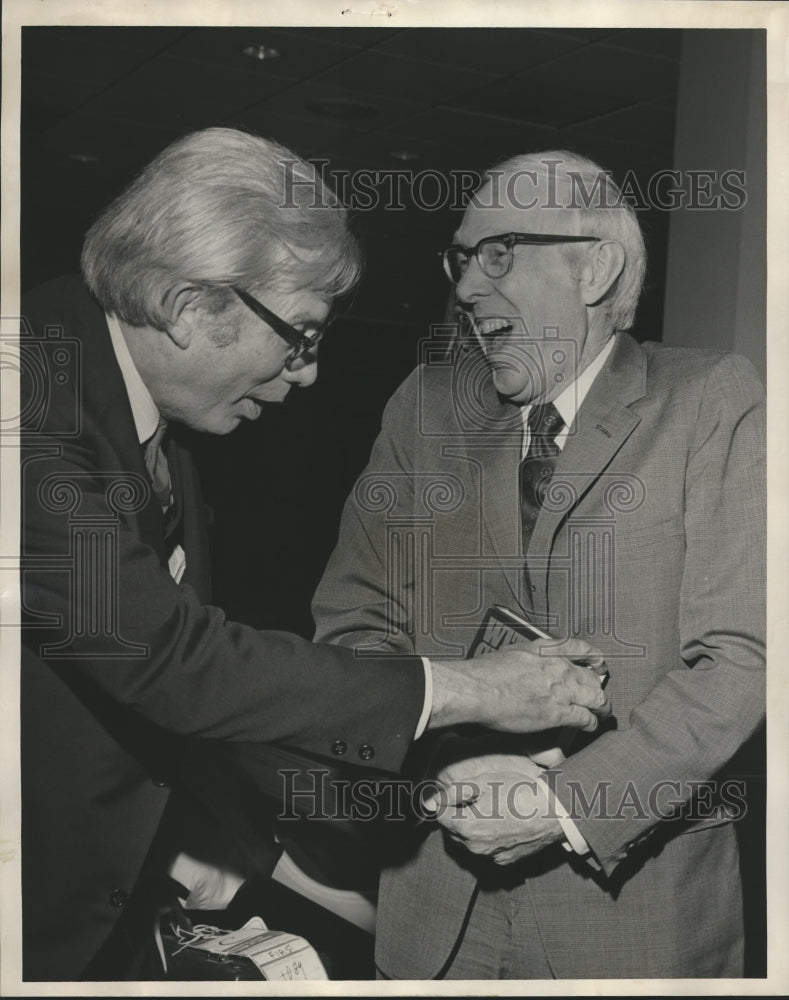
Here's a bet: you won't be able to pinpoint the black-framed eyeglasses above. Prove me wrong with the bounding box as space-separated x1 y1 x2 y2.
232 287 327 369
440 232 601 284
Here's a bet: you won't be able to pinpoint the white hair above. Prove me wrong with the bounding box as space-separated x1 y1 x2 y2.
81 128 362 330
479 150 647 331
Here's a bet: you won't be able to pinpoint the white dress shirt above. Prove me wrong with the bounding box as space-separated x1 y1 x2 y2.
106 312 160 443
107 312 186 582
519 335 615 458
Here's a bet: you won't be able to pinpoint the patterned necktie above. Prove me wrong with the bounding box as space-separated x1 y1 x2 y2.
143 417 172 511
519 401 564 550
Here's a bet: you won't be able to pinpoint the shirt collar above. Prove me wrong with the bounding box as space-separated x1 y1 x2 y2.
106 312 161 445
523 334 616 431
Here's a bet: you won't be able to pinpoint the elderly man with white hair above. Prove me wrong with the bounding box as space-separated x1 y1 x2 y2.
313 150 765 979
20 130 611 981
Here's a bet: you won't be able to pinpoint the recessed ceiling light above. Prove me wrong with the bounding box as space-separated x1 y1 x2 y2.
305 98 378 120
390 149 420 162
242 44 281 61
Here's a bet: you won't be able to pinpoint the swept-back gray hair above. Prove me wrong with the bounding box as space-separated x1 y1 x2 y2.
81 127 362 330
479 150 647 331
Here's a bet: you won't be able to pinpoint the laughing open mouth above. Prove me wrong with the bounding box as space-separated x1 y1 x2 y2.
474 317 516 337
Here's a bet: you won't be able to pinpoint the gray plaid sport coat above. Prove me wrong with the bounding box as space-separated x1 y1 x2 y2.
313 331 766 979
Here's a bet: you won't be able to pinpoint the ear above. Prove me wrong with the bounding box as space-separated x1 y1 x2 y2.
163 283 203 349
580 240 626 307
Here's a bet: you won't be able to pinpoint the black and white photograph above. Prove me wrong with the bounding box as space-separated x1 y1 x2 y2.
1 0 786 993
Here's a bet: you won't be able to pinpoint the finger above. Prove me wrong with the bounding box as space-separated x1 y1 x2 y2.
466 841 495 856
433 795 480 834
492 848 525 865
567 667 612 714
596 693 612 717
572 655 608 676
421 793 440 814
438 779 482 809
559 703 602 733
548 637 604 663
437 809 475 837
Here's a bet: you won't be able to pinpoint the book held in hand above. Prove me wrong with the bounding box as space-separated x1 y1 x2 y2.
468 604 555 659
467 605 608 767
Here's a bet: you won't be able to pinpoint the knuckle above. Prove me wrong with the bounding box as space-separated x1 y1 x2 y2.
575 707 593 729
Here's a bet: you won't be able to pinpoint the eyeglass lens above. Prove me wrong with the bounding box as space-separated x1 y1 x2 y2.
445 240 511 283
287 330 322 367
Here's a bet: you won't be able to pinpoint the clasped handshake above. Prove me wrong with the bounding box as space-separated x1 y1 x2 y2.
423 638 610 866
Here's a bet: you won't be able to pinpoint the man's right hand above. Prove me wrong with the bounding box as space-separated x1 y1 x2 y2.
428 639 610 734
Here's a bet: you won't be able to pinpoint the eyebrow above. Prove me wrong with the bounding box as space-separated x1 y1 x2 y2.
287 310 321 324
291 312 332 330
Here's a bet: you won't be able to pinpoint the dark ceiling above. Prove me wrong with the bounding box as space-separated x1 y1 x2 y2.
22 25 680 341
19 25 685 633
23 26 679 177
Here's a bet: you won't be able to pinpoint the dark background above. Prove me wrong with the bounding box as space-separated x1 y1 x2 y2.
22 25 681 632
20 26 765 977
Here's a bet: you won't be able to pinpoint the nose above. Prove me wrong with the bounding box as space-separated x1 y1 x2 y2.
282 352 318 388
454 256 490 308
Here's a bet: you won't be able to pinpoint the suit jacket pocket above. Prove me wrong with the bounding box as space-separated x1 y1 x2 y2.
676 809 739 836
619 513 684 551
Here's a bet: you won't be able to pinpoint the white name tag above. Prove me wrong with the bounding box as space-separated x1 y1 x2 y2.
188 917 329 980
168 544 186 583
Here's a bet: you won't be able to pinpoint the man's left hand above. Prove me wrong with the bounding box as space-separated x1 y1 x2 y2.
168 852 246 910
424 754 564 865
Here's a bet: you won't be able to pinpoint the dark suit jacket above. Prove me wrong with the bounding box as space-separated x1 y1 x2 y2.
313 332 766 978
19 276 425 980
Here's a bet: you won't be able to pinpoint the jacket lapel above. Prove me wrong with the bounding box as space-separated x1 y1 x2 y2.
462 334 648 608
527 333 648 570
78 287 170 562
452 357 525 607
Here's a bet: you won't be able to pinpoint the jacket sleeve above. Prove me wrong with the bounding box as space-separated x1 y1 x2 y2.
22 405 424 776
551 354 766 874
312 375 420 657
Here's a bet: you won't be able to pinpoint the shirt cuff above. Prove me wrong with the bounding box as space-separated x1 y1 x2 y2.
413 657 433 739
167 851 245 910
536 774 590 856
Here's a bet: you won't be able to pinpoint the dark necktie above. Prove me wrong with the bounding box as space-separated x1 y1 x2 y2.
143 418 172 511
519 401 564 550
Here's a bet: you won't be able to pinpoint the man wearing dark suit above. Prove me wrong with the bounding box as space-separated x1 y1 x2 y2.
19 130 612 981
312 150 766 978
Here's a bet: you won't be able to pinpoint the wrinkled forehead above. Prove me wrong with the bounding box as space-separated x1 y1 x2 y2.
456 175 578 244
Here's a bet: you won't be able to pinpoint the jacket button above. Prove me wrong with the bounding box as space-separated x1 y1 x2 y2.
358 744 375 761
109 888 128 908
331 740 347 756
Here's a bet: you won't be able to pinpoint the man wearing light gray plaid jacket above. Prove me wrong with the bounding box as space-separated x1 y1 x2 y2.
313 150 765 979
